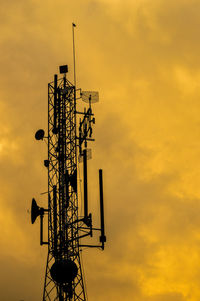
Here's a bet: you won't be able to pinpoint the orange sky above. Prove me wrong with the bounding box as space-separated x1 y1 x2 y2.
1 0 200 300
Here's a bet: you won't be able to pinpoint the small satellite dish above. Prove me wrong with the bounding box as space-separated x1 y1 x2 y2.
35 129 45 140
31 198 43 224
81 91 99 103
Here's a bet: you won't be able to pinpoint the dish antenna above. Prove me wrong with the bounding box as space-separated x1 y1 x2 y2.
81 91 99 104
31 198 44 224
31 198 48 245
35 129 45 141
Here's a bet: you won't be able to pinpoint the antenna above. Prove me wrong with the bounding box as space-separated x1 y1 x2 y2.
53 74 58 134
35 129 45 141
53 186 57 254
72 23 76 87
31 198 48 245
99 169 106 250
83 149 88 222
81 91 99 104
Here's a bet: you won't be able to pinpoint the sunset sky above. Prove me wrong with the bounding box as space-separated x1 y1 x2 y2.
1 0 200 300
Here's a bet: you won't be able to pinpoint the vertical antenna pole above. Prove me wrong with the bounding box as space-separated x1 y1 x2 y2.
40 214 44 246
83 149 88 220
99 169 106 250
53 185 57 254
72 23 76 87
53 74 58 133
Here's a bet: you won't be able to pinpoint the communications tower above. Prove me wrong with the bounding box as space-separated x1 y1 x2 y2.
31 64 106 300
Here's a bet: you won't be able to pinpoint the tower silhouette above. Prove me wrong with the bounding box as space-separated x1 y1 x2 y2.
31 65 106 300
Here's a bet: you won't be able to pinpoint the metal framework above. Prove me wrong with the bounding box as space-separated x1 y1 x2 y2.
31 66 106 301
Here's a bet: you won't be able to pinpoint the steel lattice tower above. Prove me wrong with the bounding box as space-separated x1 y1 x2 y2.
31 65 106 301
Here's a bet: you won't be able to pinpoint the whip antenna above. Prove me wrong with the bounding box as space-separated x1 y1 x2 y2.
72 22 76 87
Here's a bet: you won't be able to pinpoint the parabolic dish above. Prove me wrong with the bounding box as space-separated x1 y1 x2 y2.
81 91 99 103
35 129 45 140
31 198 40 224
50 260 78 284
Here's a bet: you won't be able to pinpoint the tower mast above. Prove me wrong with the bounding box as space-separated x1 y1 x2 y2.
31 65 106 300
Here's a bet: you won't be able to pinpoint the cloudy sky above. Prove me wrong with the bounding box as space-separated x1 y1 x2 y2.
1 0 200 300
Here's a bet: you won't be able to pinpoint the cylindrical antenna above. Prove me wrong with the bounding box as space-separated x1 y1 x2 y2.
53 74 57 133
99 169 106 250
53 186 57 253
83 149 88 220
72 23 77 87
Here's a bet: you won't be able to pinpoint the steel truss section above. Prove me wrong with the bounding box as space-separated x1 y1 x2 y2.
43 75 86 301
